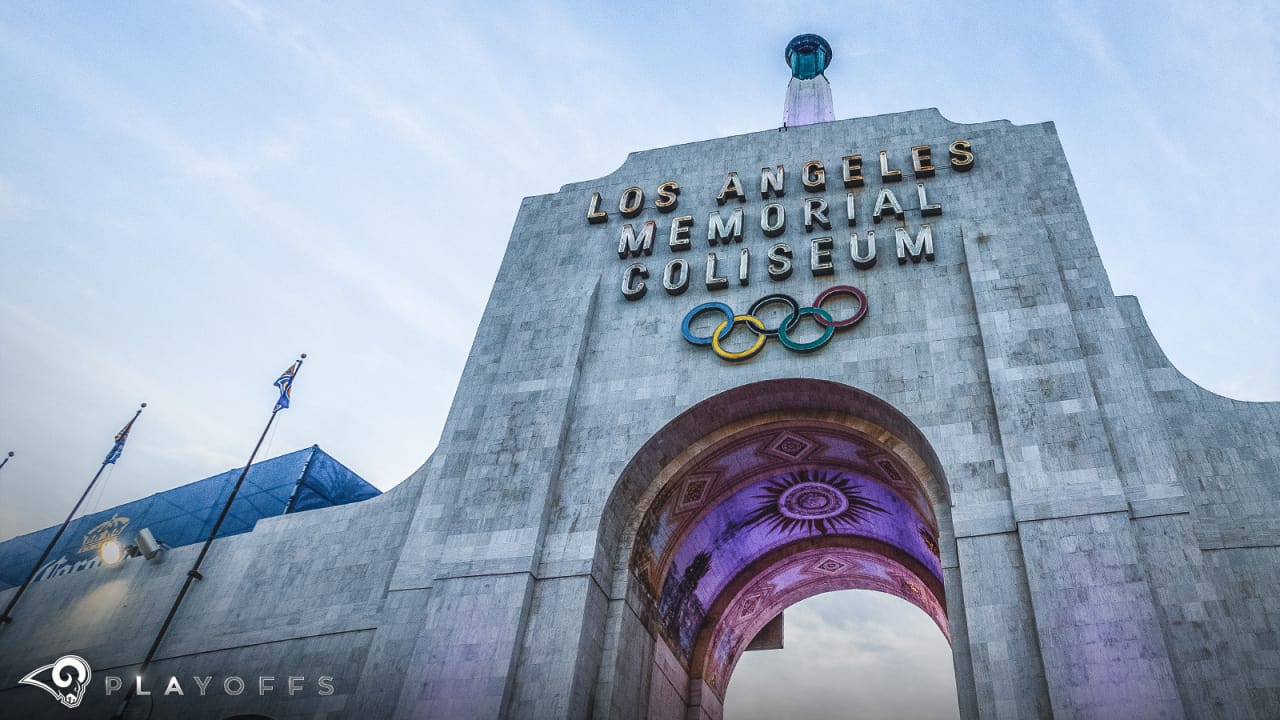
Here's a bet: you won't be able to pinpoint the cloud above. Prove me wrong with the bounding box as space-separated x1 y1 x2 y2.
726 590 959 720
0 17 473 349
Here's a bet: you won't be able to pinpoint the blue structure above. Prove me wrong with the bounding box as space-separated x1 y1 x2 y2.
784 33 831 80
0 446 379 590
782 33 835 126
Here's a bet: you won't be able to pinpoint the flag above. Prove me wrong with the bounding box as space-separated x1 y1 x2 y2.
274 361 299 412
103 416 136 465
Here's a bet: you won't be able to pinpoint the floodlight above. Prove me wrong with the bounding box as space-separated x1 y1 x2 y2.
98 528 165 566
135 528 163 561
99 539 126 566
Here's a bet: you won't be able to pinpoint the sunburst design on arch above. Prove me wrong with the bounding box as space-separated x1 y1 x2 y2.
742 470 886 535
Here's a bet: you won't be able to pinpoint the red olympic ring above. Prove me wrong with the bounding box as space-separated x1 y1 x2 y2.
812 285 869 328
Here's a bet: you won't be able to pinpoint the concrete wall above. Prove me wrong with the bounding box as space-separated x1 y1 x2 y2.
0 109 1275 719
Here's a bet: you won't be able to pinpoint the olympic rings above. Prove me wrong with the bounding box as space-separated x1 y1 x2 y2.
778 307 835 352
711 315 768 362
746 294 801 337
812 285 868 328
680 285 868 361
681 302 734 345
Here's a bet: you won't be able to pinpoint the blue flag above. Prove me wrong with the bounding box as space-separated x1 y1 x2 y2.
274 362 299 412
103 416 136 465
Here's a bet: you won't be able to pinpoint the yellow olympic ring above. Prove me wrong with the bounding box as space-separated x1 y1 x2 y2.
711 315 768 362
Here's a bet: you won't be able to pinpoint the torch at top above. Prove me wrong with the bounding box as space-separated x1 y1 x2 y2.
783 34 835 126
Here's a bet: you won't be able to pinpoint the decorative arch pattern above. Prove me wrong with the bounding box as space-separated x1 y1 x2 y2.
601 379 956 711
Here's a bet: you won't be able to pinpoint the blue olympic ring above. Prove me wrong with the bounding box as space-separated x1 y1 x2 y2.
681 302 735 345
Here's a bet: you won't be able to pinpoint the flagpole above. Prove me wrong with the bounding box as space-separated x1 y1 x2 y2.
113 355 304 720
0 404 145 626
0 451 12 475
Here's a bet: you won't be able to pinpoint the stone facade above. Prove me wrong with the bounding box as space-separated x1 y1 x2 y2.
0 108 1277 720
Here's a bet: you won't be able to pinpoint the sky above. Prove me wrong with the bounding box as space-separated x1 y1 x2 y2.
728 591 959 719
0 1 1277 716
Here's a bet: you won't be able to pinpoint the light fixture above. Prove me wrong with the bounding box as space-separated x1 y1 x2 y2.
135 528 164 562
98 539 127 566
98 529 165 566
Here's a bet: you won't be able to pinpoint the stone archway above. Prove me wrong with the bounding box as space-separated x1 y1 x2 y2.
691 537 949 704
594 379 965 720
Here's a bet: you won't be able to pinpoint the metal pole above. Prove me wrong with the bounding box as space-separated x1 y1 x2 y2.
113 357 303 719
0 405 144 625
0 451 13 475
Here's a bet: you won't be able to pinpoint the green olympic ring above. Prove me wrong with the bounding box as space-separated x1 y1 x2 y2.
777 307 835 353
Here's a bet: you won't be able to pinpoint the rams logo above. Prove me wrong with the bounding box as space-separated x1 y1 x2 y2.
20 654 92 709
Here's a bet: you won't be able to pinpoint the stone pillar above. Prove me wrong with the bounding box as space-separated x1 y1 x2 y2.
390 198 603 717
962 210 1184 718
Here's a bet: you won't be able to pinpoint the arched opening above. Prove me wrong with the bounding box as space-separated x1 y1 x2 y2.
595 379 962 720
725 589 959 719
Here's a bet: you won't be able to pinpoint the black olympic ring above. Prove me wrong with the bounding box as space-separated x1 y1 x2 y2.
746 294 801 337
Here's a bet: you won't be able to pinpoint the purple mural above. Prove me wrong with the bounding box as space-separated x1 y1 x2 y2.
701 546 949 696
630 422 949 696
742 469 887 535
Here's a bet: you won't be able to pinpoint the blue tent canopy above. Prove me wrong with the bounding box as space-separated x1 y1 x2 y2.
0 446 379 590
